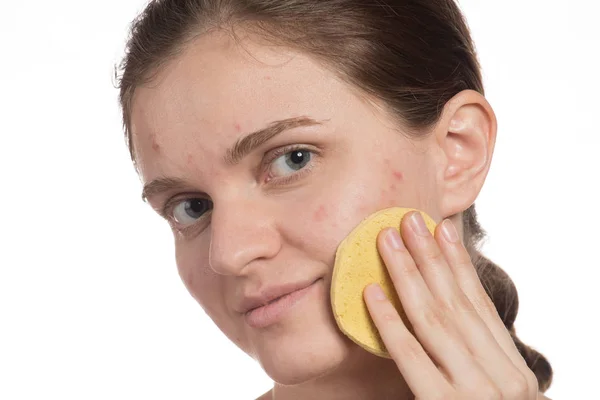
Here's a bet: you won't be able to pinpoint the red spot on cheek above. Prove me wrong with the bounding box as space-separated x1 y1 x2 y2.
380 188 388 200
234 123 241 132
313 205 327 222
187 154 193 165
392 170 404 181
264 76 272 80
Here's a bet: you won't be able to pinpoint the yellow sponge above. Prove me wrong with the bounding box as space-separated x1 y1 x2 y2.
331 207 438 358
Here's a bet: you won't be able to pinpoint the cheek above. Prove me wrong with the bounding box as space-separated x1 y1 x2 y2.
175 245 218 304
175 249 250 351
313 205 328 222
309 204 338 240
392 170 404 181
283 168 408 266
386 169 404 197
282 202 341 266
355 168 408 214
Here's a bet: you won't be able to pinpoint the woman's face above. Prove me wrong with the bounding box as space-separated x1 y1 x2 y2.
130 31 446 384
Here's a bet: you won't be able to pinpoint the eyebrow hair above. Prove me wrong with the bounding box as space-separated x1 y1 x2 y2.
224 116 324 165
141 116 324 202
141 176 191 203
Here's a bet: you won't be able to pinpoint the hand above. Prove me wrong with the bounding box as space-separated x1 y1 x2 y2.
363 211 540 399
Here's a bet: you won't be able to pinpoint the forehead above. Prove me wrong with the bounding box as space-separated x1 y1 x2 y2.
129 31 360 181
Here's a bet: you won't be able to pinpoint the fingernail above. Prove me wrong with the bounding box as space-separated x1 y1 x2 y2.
409 212 429 236
367 283 386 301
441 219 459 243
385 228 405 250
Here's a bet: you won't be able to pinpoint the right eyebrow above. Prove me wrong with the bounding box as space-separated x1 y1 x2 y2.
223 116 325 165
141 177 192 203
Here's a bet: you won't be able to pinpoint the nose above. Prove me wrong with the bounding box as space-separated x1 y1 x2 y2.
208 197 281 276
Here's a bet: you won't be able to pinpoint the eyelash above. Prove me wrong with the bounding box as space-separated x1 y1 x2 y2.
160 196 210 236
262 144 317 185
161 144 318 235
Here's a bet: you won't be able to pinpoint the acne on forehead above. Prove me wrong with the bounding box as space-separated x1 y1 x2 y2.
132 32 404 193
151 137 161 153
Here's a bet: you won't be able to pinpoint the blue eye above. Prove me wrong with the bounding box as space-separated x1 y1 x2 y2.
271 149 312 177
171 198 213 225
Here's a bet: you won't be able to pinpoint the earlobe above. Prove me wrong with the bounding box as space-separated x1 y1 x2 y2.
435 90 497 217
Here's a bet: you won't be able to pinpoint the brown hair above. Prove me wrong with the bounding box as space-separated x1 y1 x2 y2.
116 0 552 391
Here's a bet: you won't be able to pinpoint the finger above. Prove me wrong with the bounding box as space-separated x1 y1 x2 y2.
436 218 539 396
376 228 494 390
363 283 453 398
435 218 531 367
401 213 532 392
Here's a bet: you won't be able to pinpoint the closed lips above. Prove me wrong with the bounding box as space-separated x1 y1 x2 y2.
238 278 320 314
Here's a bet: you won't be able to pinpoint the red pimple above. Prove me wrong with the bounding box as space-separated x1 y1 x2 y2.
151 139 160 153
264 76 272 80
187 154 193 165
234 123 241 132
392 170 404 181
313 205 327 222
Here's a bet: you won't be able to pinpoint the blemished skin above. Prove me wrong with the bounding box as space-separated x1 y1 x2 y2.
130 29 550 400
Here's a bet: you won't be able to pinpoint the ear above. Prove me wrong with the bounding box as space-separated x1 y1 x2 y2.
433 89 497 218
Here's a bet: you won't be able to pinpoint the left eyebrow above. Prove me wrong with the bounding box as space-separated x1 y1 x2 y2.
141 116 325 202
223 116 325 165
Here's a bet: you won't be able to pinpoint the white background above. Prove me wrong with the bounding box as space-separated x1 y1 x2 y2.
0 0 598 398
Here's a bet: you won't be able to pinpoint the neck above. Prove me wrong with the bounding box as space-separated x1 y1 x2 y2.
267 347 415 400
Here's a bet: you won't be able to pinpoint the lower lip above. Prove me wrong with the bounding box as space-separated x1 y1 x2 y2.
245 279 321 329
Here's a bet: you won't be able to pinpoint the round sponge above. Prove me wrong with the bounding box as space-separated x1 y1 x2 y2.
330 207 438 358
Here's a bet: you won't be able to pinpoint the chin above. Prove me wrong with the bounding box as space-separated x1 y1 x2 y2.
259 331 352 385
252 307 361 385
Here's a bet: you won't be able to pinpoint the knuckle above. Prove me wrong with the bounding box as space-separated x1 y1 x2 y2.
393 333 424 362
422 246 446 265
455 257 477 278
395 261 421 281
430 391 454 400
472 387 501 400
471 291 497 316
439 293 470 315
503 372 530 397
524 369 540 392
380 308 398 322
419 304 452 332
461 379 500 400
454 248 473 266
